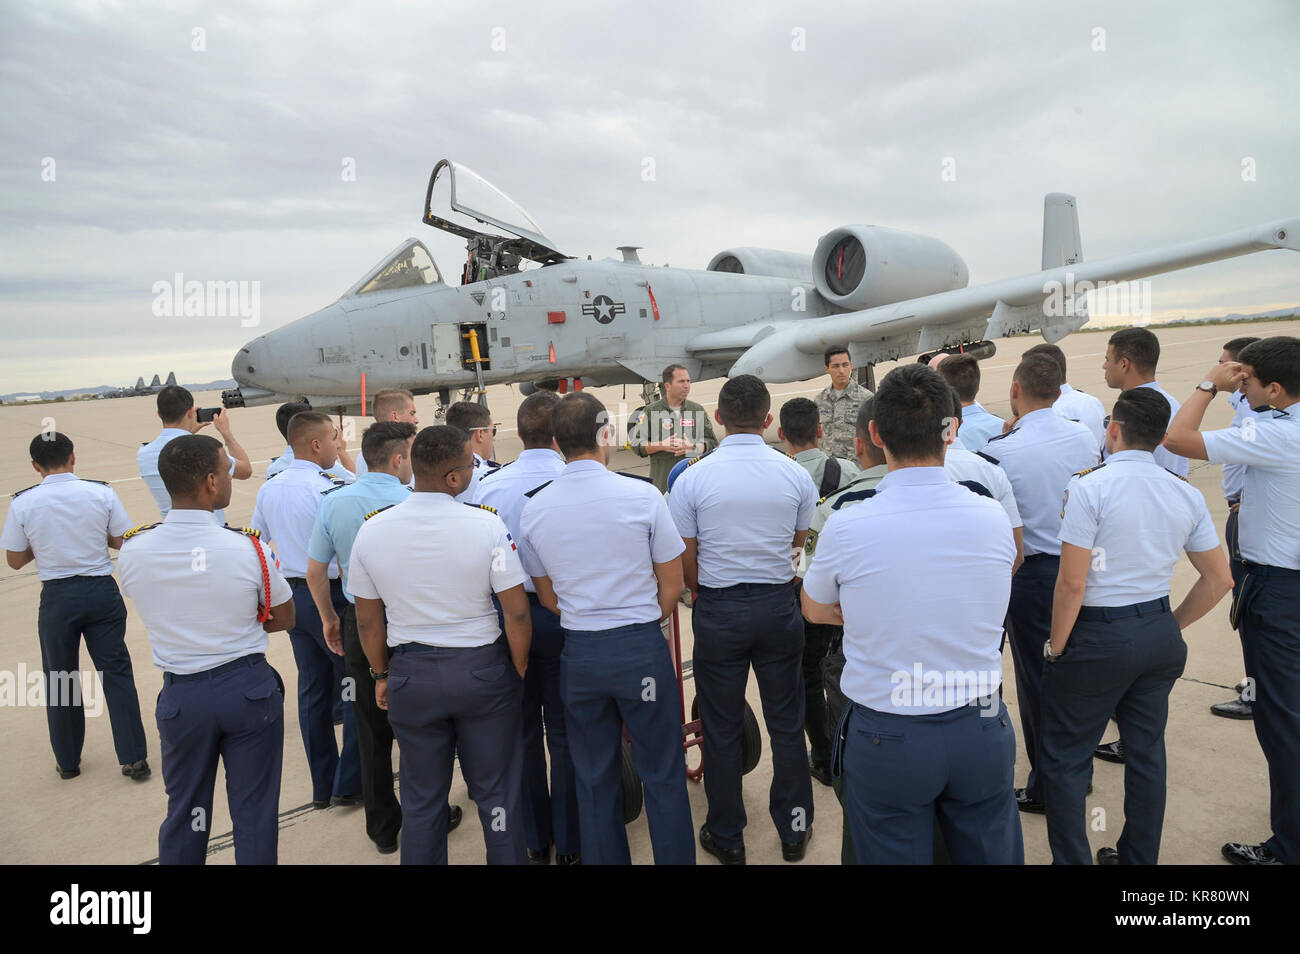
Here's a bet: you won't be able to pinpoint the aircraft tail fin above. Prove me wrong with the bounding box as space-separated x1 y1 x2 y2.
1042 193 1083 270
150 374 161 388
164 371 176 386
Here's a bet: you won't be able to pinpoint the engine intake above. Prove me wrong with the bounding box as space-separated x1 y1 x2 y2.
812 226 968 310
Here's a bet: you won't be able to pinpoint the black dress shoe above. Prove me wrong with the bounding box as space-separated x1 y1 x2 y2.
1015 788 1045 814
699 825 745 865
376 842 398 855
1096 846 1119 865
1210 698 1254 720
809 759 833 787
121 759 151 781
56 764 80 780
1094 739 1126 763
528 845 552 865
330 793 362 807
781 826 812 862
1222 842 1282 865
448 804 463 832
556 851 581 866
312 799 330 810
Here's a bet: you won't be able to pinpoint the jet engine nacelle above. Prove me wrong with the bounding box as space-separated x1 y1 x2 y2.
706 247 813 281
812 225 969 310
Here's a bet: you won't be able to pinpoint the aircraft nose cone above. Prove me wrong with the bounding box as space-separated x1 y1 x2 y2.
233 336 273 388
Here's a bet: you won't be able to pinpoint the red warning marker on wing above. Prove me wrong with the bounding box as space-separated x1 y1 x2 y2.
548 341 556 363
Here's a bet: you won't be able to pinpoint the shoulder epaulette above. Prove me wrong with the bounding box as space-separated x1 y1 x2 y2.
957 479 994 499
524 480 554 499
79 478 110 486
485 459 503 469
222 525 261 538
985 429 1016 444
320 484 344 495
265 470 280 480
11 484 39 498
1073 464 1106 479
466 502 498 514
975 450 1000 465
122 522 160 540
686 448 715 467
817 494 829 506
365 504 396 521
831 488 878 510
320 471 345 485
617 472 654 483
1165 468 1189 482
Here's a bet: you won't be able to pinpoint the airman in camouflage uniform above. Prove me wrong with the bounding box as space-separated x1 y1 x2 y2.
817 348 872 460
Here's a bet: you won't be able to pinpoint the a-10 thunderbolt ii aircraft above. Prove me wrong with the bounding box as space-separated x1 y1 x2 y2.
223 159 1299 416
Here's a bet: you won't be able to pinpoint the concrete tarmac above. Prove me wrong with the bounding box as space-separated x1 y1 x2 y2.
0 319 1292 865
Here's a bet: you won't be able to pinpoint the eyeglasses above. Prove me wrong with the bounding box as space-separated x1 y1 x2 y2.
468 425 499 436
442 463 475 480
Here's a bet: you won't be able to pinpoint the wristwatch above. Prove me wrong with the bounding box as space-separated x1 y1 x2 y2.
369 667 389 680
1043 641 1064 663
1196 380 1218 397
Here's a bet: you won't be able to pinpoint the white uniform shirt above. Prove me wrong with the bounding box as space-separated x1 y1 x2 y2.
1059 449 1219 605
803 466 1014 713
1221 391 1260 501
519 460 685 631
1101 381 1188 477
117 510 292 674
981 408 1099 556
944 445 1022 529
2 474 133 581
1203 401 1300 569
455 453 500 503
669 434 817 587
250 459 350 578
348 493 527 648
138 427 237 524
958 401 1005 451
266 444 295 478
474 448 566 594
1054 383 1107 447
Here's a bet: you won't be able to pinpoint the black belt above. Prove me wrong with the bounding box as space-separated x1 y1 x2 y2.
1077 597 1170 622
698 580 794 594
286 577 342 588
1022 552 1060 564
164 653 265 684
1240 562 1300 579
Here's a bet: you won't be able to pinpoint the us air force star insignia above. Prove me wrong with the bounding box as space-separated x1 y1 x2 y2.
582 295 625 324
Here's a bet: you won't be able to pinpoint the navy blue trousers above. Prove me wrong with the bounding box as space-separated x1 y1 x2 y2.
1040 605 1186 864
1006 554 1058 802
837 697 1023 864
37 575 147 769
1236 569 1300 863
386 640 526 865
156 655 284 865
520 595 580 856
562 620 695 864
288 580 360 802
693 582 812 850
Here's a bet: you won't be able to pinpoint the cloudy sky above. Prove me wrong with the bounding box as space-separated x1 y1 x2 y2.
2 0 1298 392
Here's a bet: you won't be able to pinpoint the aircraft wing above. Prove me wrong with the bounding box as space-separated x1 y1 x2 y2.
724 216 1300 382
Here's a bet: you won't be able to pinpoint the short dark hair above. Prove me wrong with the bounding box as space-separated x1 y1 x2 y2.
410 425 470 481
945 385 964 423
779 397 820 446
872 364 951 463
445 401 491 432
661 364 687 385
1024 342 1067 380
937 354 981 402
275 401 311 440
156 385 194 425
158 434 223 497
1223 336 1262 360
552 392 608 458
517 391 561 448
361 421 417 469
824 346 850 366
372 388 414 420
30 432 73 469
1014 352 1064 403
1108 327 1160 374
1111 387 1171 451
1238 336 1300 398
717 375 770 429
854 397 886 466
287 410 334 448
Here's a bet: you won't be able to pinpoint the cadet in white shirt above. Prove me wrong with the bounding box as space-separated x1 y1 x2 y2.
137 385 252 524
1166 336 1300 866
1209 337 1262 720
1041 388 1231 865
518 392 695 865
979 352 1100 813
250 411 360 810
352 388 421 478
446 401 502 501
265 402 309 479
351 424 533 865
941 389 1025 572
1101 328 1189 477
117 434 296 864
670 375 818 864
937 354 1005 451
3 432 148 781
803 364 1022 865
474 391 579 865
1024 342 1107 446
